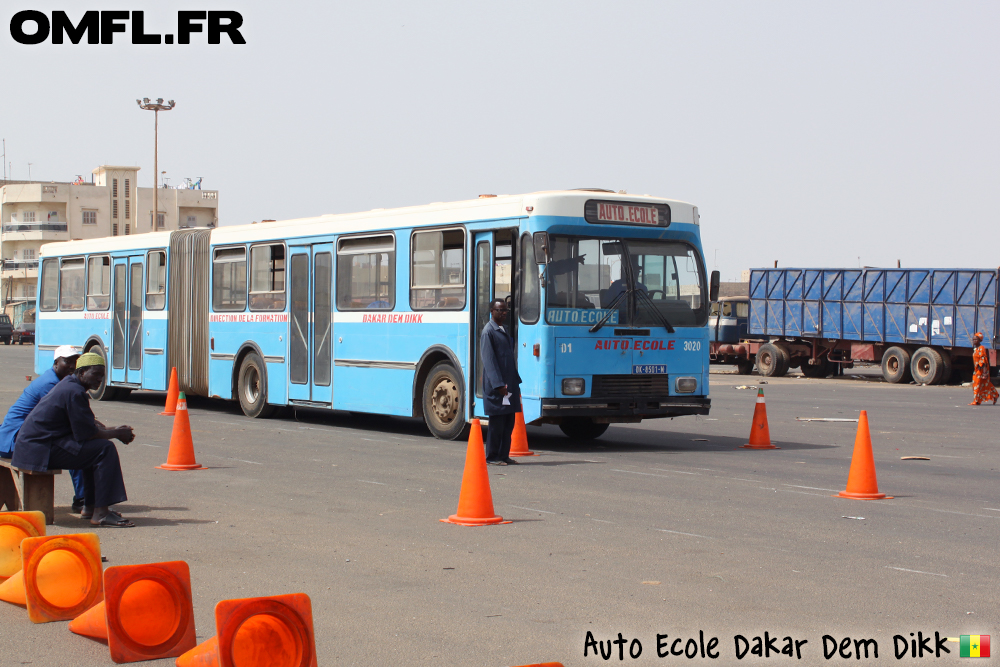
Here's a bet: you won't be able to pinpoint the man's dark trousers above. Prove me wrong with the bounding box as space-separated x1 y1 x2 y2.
46 439 127 508
485 413 516 462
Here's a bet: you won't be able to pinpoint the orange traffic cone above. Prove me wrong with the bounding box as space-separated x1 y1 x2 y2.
70 561 197 663
157 393 206 471
837 411 892 500
161 367 180 416
741 388 778 449
0 511 45 582
440 419 510 526
175 593 317 667
508 410 538 457
0 533 103 623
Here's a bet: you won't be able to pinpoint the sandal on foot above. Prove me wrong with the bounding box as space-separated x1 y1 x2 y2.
81 508 93 520
91 511 134 528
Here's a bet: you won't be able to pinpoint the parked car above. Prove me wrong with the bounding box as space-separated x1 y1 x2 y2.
0 314 11 344
12 321 34 345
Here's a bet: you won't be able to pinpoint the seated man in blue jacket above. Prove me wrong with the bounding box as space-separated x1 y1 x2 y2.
13 352 135 527
0 344 86 511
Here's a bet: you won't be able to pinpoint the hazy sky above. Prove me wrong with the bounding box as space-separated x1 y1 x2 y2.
2 1 997 280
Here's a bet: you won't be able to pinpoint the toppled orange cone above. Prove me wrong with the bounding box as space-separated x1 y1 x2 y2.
0 511 45 582
741 388 778 449
508 410 538 457
158 393 206 471
175 593 316 667
441 419 510 526
837 411 892 500
70 560 197 663
0 532 103 623
161 367 180 416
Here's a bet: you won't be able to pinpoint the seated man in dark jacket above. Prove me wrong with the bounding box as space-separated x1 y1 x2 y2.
13 352 136 527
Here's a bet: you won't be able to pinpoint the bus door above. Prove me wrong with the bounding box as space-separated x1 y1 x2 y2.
471 229 516 418
110 256 144 385
287 244 334 404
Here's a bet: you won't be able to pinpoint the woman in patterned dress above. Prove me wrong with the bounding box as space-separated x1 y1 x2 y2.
970 332 998 406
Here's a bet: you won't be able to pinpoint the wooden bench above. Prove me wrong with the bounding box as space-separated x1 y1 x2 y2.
0 459 61 525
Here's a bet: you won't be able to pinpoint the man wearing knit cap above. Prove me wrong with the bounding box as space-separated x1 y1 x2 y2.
0 345 86 509
13 352 136 527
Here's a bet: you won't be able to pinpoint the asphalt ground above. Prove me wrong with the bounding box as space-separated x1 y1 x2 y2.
0 345 997 666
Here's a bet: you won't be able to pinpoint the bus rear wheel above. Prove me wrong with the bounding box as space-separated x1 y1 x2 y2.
238 352 276 418
559 418 609 440
422 361 465 440
85 345 117 401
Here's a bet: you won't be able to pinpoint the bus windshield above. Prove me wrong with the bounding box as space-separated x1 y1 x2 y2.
545 235 707 328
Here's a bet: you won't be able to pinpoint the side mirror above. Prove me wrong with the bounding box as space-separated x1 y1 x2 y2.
532 232 549 264
710 270 721 302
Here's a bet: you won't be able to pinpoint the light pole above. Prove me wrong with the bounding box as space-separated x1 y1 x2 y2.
136 97 175 230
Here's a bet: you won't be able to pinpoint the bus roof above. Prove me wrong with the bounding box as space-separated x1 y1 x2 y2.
39 231 175 258
211 190 698 245
40 190 698 256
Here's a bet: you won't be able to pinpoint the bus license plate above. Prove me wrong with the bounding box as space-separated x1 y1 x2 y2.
632 364 667 374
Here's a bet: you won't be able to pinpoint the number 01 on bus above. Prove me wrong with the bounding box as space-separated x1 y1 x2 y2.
35 190 719 441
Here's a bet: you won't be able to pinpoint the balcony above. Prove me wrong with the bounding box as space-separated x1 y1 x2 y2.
3 223 68 233
1 259 38 280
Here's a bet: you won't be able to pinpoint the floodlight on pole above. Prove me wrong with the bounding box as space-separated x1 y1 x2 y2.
136 97 176 231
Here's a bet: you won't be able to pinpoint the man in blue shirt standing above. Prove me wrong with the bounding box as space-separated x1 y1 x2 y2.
480 299 522 465
0 345 86 510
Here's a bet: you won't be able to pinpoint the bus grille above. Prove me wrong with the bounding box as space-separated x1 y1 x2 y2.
591 375 670 398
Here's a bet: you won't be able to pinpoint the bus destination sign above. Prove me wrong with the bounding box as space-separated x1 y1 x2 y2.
584 199 671 227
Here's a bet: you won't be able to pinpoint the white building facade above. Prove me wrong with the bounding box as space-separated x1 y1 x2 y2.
0 165 219 323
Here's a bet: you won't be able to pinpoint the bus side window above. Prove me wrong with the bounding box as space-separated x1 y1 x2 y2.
249 244 286 311
212 247 247 311
410 229 465 310
146 250 167 310
337 235 395 310
40 259 59 311
59 258 85 311
87 256 111 310
519 234 540 324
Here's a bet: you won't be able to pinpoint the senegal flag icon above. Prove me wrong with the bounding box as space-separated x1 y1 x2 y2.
960 635 990 658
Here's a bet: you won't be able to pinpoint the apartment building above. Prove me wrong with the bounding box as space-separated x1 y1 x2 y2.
0 165 220 323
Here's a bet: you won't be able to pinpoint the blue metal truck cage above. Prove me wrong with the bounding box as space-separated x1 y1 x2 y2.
739 268 998 384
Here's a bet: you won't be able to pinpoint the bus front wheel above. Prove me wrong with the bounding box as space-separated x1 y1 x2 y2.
559 418 609 440
238 352 276 418
422 361 465 440
85 345 118 401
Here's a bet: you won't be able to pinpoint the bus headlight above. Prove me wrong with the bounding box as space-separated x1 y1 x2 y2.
675 377 697 393
562 378 585 395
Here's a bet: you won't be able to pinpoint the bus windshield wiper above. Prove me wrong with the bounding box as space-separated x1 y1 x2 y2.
635 287 675 333
589 289 627 333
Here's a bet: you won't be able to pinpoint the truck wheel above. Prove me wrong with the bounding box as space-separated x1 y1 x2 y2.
911 347 946 385
756 344 788 377
881 347 912 384
85 345 118 401
559 418 609 440
801 359 832 378
773 344 791 376
238 352 276 418
3 337 9 345
422 361 466 440
736 359 755 375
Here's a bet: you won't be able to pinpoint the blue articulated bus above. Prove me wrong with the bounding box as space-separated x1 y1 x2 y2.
36 190 719 440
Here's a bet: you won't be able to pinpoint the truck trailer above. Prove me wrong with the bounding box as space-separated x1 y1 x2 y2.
716 268 998 384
